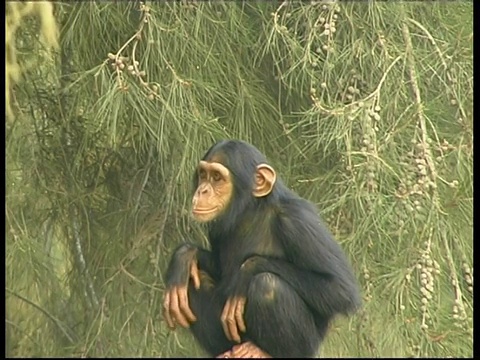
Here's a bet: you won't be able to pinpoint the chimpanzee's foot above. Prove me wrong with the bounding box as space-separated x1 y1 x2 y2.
216 341 271 358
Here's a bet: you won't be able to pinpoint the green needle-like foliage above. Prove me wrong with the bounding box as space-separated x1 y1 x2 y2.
6 1 472 358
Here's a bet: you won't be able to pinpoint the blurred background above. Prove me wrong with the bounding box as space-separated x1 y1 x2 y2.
6 1 472 357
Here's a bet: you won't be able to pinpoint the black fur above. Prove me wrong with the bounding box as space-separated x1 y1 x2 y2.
166 140 361 358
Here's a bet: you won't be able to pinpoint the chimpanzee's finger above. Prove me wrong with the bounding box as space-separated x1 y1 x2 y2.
190 261 201 290
220 299 232 341
227 299 241 343
231 342 251 357
170 287 190 328
232 347 248 358
178 287 197 323
235 297 246 333
162 291 176 329
216 349 232 358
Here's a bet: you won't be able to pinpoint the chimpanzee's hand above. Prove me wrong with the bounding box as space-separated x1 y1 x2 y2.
221 295 247 343
220 256 259 343
163 245 201 329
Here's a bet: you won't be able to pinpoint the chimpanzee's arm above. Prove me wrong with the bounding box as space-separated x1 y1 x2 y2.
229 199 361 319
165 244 218 286
195 247 219 280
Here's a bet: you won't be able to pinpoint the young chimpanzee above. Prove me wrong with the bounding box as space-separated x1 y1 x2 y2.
163 140 361 358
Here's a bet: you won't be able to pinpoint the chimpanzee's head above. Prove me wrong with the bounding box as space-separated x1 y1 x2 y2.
191 140 277 223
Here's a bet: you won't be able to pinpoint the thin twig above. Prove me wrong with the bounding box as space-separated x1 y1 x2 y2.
6 288 76 344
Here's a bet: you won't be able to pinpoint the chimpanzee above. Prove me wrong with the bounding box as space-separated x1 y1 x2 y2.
163 140 361 358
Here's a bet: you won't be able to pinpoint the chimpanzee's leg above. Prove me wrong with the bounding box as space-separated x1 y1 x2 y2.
243 273 325 358
187 271 235 356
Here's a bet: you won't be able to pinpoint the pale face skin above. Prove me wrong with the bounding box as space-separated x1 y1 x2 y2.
191 160 276 223
191 161 233 223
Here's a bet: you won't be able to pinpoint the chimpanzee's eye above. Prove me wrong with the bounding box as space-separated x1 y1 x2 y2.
212 171 222 182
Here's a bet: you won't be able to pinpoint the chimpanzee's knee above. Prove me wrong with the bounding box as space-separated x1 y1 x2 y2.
247 273 282 304
244 273 321 358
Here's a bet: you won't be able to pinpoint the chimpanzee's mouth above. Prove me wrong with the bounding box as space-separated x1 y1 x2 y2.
192 208 217 214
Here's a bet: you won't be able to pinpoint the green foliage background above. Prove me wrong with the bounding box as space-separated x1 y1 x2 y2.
6 1 472 358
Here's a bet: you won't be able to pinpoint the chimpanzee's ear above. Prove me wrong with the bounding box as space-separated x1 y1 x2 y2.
253 164 276 197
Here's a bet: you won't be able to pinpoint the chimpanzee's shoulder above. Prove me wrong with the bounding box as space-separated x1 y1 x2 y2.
274 194 319 219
